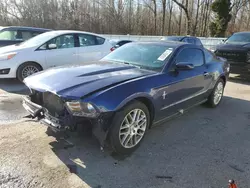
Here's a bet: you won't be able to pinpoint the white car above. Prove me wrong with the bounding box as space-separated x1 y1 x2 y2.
0 30 112 81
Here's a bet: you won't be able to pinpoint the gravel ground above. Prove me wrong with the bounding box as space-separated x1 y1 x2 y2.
0 79 250 188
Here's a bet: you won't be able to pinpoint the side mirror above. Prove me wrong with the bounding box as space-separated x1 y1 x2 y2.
114 44 120 48
48 43 57 49
176 62 194 70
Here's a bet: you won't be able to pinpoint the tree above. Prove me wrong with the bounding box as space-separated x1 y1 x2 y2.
209 0 232 37
172 0 192 35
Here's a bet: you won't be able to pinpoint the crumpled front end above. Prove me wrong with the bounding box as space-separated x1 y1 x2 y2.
22 89 114 146
23 90 78 131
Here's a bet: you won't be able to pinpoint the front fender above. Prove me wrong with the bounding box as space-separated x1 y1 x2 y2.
115 92 155 111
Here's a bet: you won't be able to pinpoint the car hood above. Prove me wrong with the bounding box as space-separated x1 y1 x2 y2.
24 61 155 98
0 44 31 54
216 43 248 51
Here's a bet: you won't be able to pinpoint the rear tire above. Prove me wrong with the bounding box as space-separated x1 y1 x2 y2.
17 62 42 82
206 78 225 108
108 101 150 155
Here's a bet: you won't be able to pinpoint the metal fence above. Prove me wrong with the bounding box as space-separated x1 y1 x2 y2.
102 34 226 50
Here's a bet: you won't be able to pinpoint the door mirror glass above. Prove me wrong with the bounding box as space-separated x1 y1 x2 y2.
48 43 57 49
176 62 194 70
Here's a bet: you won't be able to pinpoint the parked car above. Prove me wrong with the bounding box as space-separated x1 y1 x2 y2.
161 36 203 47
22 41 229 154
214 31 250 73
109 39 133 51
0 30 112 81
0 26 51 47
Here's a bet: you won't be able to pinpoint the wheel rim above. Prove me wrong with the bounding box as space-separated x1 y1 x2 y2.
119 109 147 148
213 82 224 105
22 65 39 79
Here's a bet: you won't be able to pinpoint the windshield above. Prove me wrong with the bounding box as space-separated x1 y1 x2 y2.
17 31 57 47
0 30 18 40
101 43 174 71
226 33 250 44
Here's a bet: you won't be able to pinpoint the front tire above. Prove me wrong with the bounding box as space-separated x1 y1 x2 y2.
109 101 150 155
17 62 42 82
206 78 225 107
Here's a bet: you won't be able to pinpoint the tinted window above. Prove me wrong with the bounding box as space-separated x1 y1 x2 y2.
204 49 214 63
78 34 105 46
176 48 204 67
42 34 75 49
32 31 43 37
102 43 174 71
21 31 33 40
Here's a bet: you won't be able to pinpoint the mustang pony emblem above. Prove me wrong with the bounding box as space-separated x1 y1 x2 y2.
162 91 167 100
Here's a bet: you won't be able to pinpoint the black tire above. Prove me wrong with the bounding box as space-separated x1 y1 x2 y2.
206 78 225 108
108 101 150 155
17 62 42 82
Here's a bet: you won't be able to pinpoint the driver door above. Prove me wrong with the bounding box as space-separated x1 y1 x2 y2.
156 48 213 119
43 34 78 68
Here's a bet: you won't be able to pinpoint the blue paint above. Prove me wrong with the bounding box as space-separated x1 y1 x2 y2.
24 42 229 124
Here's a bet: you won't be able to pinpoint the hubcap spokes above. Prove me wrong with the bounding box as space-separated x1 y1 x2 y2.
214 82 224 105
119 109 147 148
22 66 39 79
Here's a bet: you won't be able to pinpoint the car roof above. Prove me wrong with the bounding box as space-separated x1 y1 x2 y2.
233 31 250 35
134 41 193 48
1 26 52 32
45 30 106 38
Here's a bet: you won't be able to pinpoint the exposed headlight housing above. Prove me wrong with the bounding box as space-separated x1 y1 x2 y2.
66 101 98 117
0 52 17 61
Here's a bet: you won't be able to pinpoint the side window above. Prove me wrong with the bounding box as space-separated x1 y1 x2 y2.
46 34 75 49
79 34 96 47
20 31 33 40
175 48 204 67
96 36 105 45
78 34 105 46
204 49 214 63
32 31 43 37
0 30 17 40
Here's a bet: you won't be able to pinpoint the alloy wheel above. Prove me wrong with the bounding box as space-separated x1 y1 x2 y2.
213 82 224 105
119 109 147 148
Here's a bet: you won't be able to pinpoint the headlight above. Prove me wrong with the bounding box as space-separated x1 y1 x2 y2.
66 101 98 117
0 52 17 61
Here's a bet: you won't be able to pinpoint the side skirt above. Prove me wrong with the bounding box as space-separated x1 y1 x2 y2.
152 99 207 127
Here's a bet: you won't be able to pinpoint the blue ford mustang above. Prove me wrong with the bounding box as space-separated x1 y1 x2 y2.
22 41 230 154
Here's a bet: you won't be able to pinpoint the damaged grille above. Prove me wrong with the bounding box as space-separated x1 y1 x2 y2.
42 92 65 117
215 50 247 62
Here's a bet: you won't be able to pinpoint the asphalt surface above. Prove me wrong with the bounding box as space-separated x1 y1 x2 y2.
0 77 250 188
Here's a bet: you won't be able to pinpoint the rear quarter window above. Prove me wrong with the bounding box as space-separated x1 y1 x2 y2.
96 36 105 45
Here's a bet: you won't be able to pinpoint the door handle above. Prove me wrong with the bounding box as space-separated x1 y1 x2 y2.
204 72 209 76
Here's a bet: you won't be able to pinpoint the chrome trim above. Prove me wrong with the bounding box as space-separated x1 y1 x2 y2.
161 90 208 110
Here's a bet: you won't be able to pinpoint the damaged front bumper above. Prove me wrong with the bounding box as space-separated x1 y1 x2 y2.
22 96 71 132
22 96 114 147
